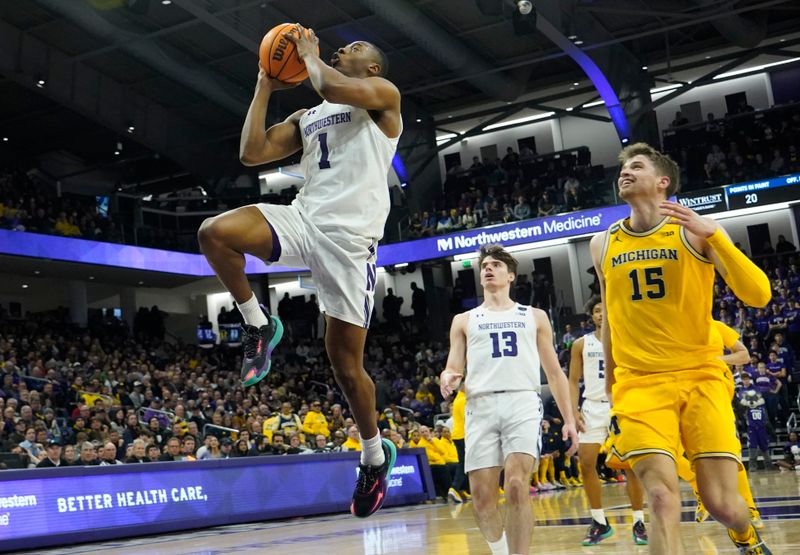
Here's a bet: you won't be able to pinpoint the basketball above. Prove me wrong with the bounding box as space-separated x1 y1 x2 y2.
259 23 317 84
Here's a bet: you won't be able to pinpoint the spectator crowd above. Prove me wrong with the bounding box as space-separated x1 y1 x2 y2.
406 147 604 239
664 102 800 191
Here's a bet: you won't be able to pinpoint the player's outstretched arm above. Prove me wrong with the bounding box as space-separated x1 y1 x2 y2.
719 339 750 366
534 309 579 455
659 201 771 307
239 67 305 166
568 337 586 433
440 313 468 399
589 231 616 401
287 26 400 113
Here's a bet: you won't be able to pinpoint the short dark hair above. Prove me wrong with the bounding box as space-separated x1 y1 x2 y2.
478 244 518 279
365 42 389 77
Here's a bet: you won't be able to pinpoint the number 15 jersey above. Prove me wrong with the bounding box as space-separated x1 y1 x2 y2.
465 303 542 397
601 217 723 373
297 100 401 241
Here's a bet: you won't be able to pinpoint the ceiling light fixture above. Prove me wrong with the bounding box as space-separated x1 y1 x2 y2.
713 57 800 80
482 112 555 132
22 284 29 289
574 40 584 46
127 126 135 133
2 137 7 142
650 83 683 94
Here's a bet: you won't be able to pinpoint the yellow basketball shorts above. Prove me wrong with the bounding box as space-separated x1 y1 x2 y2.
606 367 742 471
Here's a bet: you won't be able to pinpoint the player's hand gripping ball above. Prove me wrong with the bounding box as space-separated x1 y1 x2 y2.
259 23 319 84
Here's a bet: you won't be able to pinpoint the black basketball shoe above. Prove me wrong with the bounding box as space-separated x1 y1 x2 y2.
350 439 397 518
240 315 283 387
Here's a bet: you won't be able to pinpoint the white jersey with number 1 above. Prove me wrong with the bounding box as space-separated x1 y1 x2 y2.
581 333 607 402
297 100 400 241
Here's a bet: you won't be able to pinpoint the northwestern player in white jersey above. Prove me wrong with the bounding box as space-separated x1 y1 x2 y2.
568 301 648 546
440 245 578 555
198 26 401 518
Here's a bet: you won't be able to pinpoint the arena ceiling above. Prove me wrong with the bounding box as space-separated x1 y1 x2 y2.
0 0 799 193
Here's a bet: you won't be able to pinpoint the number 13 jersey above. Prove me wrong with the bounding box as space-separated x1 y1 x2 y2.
297 100 401 241
465 303 542 397
601 217 722 373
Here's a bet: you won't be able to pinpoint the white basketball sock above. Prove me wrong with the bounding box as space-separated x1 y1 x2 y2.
487 532 508 555
591 508 607 525
632 510 644 523
237 293 268 328
360 433 385 467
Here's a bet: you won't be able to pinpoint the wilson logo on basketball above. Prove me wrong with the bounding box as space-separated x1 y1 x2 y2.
272 30 298 61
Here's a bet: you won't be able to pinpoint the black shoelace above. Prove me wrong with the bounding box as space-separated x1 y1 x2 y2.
355 464 381 494
242 326 260 359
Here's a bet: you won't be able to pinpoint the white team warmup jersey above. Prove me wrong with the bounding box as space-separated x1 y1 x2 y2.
581 333 607 402
463 302 543 473
578 332 611 444
296 100 400 241
465 303 542 397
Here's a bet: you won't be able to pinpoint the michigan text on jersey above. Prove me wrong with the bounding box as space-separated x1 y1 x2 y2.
610 248 678 268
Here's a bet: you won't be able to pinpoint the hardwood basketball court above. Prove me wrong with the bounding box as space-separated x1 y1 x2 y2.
27 472 800 554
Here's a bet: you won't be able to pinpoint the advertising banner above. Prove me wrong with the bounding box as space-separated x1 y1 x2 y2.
0 451 433 552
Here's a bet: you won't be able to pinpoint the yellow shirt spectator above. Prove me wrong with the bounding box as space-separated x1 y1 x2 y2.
434 433 459 464
262 415 279 442
342 426 361 451
451 390 466 441
302 405 330 438
415 387 435 405
410 427 445 466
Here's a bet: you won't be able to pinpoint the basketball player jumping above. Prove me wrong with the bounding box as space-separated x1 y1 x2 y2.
568 300 648 546
592 143 772 554
198 26 401 518
440 245 579 555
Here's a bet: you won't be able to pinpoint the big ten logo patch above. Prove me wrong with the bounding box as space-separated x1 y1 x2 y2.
273 28 299 62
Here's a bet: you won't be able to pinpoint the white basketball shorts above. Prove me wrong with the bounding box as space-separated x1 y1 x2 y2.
464 390 542 473
578 398 611 445
254 203 378 328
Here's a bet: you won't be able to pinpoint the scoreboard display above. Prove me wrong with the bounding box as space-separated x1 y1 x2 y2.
725 174 800 211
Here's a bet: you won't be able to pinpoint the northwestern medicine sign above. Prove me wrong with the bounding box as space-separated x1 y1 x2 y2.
0 173 798 274
376 205 631 267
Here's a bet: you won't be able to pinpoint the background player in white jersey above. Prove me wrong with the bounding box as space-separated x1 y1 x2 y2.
440 245 578 555
569 301 648 546
198 26 401 518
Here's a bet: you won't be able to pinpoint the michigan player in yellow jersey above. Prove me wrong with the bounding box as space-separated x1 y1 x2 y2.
687 320 764 529
590 143 772 555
